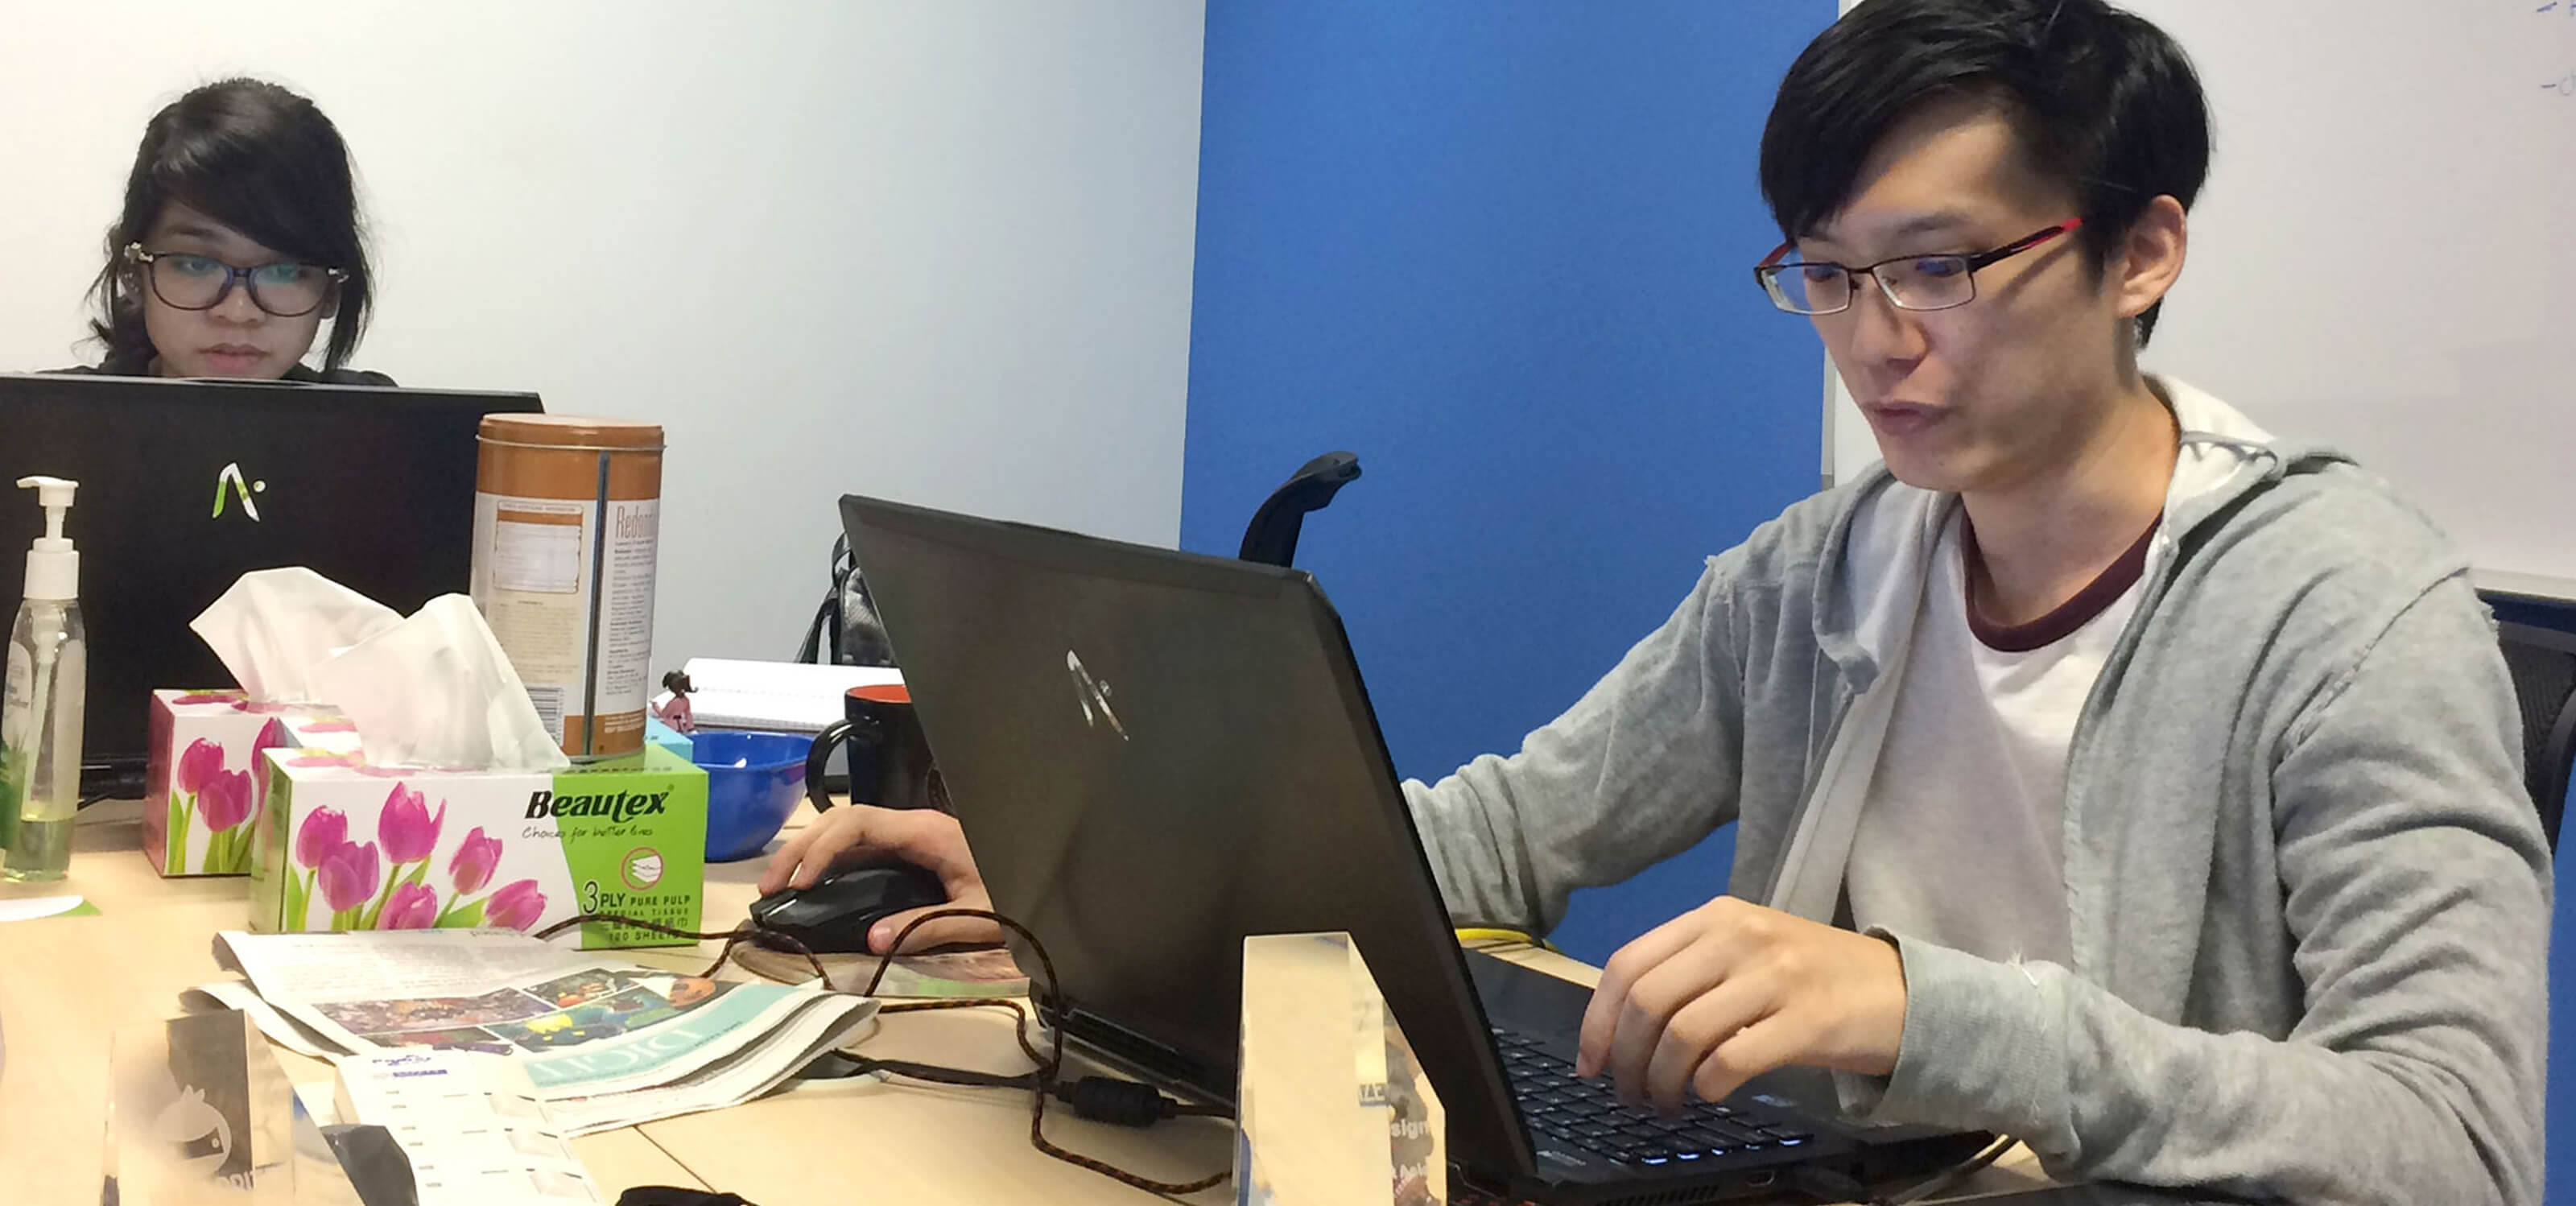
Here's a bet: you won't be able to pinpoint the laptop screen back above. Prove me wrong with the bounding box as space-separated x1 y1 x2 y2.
0 374 541 789
841 493 1528 1169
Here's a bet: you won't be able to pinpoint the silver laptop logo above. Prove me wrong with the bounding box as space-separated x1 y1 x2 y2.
1065 650 1128 741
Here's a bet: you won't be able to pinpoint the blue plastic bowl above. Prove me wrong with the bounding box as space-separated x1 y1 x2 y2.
692 731 812 862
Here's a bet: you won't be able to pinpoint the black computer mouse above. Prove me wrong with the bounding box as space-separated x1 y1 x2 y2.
749 860 951 955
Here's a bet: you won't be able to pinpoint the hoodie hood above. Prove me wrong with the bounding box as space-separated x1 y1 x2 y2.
1808 374 2349 681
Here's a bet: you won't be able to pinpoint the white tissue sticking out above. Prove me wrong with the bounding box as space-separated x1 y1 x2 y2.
189 568 402 702
308 594 572 771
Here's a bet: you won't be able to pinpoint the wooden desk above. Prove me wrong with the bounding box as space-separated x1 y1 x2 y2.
642 807 1240 1204
0 799 2056 1204
0 799 1236 1204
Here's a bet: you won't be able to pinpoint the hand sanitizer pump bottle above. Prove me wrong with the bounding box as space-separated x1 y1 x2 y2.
1 475 85 881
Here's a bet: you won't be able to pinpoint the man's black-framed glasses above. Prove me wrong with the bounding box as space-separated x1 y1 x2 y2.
1753 218 2083 316
123 242 348 318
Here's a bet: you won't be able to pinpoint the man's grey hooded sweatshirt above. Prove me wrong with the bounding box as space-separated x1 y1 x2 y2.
1406 380 2551 1204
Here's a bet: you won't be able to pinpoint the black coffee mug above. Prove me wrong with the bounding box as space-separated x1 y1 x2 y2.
805 684 947 812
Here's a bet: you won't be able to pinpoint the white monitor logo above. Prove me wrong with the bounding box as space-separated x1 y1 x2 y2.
212 462 266 522
1066 650 1127 741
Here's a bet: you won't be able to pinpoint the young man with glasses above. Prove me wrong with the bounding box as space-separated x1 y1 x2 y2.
1406 1 2549 1200
768 1 2548 1200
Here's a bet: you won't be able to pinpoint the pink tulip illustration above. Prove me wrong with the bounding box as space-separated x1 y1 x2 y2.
360 783 452 927
286 807 349 928
448 827 502 895
175 738 225 796
167 738 246 871
377 783 446 864
485 879 547 931
200 769 254 833
317 840 381 920
380 882 440 930
251 717 287 765
295 808 347 869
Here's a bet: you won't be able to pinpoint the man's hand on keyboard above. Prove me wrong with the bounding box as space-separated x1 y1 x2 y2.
1575 896 1907 1114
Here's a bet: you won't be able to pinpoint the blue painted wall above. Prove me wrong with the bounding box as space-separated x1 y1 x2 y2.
1181 2 1834 964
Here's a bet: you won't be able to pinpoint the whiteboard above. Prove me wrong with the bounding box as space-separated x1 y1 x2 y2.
1827 1 2576 590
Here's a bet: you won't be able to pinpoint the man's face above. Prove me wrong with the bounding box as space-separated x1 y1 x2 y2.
1798 96 2136 496
134 202 330 380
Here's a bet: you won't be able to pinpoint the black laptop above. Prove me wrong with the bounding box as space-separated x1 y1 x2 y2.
839 494 1988 1205
0 374 542 795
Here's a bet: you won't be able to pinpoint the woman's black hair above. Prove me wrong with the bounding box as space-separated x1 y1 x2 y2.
1759 0 2211 345
89 77 372 372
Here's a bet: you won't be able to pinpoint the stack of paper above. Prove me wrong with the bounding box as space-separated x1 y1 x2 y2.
192 930 879 1135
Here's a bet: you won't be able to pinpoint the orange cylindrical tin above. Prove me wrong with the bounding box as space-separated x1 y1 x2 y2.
470 415 664 761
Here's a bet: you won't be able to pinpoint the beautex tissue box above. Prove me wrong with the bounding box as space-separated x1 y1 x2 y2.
145 690 365 877
249 743 708 949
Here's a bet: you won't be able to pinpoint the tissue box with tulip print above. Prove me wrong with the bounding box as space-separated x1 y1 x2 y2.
248 744 708 950
143 691 366 877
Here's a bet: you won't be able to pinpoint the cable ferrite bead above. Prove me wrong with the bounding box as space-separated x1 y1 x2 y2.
1054 1077 1175 1128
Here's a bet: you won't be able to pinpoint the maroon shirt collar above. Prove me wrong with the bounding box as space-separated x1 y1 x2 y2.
1959 512 2161 654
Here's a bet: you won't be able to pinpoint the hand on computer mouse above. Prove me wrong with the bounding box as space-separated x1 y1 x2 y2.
758 803 1001 953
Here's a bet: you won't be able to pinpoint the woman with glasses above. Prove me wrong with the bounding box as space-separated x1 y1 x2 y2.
68 77 389 384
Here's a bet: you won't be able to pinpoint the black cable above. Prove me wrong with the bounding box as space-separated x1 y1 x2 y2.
1049 1076 1230 1125
1792 1134 2017 1206
597 902 1228 1196
807 1050 1224 1127
845 1056 1038 1092
870 907 1232 1196
538 905 1230 1192
1875 1134 2015 1205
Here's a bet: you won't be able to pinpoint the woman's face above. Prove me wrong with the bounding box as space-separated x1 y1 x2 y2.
134 202 332 379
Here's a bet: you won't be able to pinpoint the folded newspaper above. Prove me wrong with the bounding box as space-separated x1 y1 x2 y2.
190 930 880 1135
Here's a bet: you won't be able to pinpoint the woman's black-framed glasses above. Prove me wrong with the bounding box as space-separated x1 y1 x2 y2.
123 242 348 318
1753 218 2084 316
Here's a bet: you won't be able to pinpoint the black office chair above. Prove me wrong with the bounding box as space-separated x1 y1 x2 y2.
2496 619 2575 853
1240 451 1362 568
795 453 1365 665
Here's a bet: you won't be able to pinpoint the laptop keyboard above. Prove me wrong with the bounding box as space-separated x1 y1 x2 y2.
1489 1027 1814 1170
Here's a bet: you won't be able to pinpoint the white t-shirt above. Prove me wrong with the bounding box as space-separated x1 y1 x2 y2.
1842 510 2150 966
1844 433 2249 965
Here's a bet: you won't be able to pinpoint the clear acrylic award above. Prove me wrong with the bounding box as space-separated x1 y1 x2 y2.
1236 931 1443 1206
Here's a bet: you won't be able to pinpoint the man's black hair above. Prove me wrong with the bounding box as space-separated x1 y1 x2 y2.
1759 0 2211 345
89 77 374 372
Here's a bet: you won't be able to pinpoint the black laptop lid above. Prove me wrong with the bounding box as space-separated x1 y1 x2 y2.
841 493 1530 1172
0 374 542 789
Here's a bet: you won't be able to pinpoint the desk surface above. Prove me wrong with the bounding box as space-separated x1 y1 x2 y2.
0 799 2055 1204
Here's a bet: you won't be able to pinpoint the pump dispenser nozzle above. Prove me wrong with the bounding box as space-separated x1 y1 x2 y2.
16 477 77 602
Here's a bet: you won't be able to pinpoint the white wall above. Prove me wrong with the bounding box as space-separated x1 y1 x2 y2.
0 1 1208 662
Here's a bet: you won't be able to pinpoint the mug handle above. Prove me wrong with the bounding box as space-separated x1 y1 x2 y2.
805 720 852 811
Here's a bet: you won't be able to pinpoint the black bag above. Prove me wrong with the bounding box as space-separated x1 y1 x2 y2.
796 535 896 667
